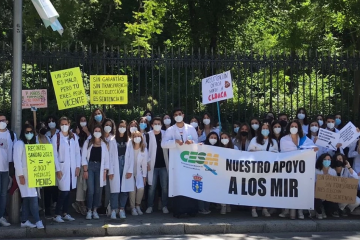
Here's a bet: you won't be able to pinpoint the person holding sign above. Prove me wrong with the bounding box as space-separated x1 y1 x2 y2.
52 117 81 223
13 124 44 229
233 123 252 151
319 115 344 157
88 108 106 133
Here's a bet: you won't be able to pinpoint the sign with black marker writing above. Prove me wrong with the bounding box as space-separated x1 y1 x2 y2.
316 128 340 150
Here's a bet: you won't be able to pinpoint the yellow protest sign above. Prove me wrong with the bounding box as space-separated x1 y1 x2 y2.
50 67 87 110
90 75 128 104
25 144 56 188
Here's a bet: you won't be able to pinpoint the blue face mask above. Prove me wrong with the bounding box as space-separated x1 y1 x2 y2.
261 129 270 137
25 133 34 141
140 123 147 130
335 118 341 126
94 114 102 122
234 127 239 133
323 160 331 168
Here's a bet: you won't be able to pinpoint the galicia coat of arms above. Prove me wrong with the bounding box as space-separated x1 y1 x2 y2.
192 174 203 193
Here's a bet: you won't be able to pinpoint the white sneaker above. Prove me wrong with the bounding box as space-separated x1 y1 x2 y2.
131 208 138 216
119 209 126 219
162 206 169 214
316 213 323 220
279 209 289 218
62 214 75 221
226 205 231 213
86 211 92 220
0 217 11 227
251 209 258 217
36 220 44 229
146 207 153 214
53 215 64 223
136 206 143 215
93 211 100 219
262 209 271 217
110 210 117 219
298 210 304 219
21 220 36 228
220 205 226 215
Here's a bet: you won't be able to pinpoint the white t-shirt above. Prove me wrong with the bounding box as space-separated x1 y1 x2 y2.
0 130 14 171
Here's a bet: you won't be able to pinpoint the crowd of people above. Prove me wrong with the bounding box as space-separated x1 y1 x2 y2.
0 107 360 229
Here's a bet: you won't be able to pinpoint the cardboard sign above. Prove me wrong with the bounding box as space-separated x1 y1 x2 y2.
316 128 340 150
202 71 233 104
339 122 360 148
315 175 358 204
22 89 47 109
50 67 87 110
25 144 56 188
90 75 128 104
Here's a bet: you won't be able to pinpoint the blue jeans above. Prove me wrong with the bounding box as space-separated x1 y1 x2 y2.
55 191 69 215
110 156 128 210
0 171 9 218
21 197 40 222
198 200 210 212
147 167 168 208
87 162 102 210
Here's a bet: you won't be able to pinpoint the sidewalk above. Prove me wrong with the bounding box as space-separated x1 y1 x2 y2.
2 209 360 239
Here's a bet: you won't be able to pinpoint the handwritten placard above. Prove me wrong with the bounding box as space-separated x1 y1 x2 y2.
50 67 87 110
316 128 340 150
315 175 358 204
202 71 233 104
90 75 128 104
339 122 360 148
22 89 47 109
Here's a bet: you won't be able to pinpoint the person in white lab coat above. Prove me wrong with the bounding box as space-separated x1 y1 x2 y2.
82 125 109 220
13 124 44 229
294 107 309 135
121 131 148 216
52 117 81 223
45 115 60 139
199 113 219 142
319 115 343 156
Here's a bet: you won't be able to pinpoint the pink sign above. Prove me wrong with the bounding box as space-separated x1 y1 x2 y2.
22 89 48 109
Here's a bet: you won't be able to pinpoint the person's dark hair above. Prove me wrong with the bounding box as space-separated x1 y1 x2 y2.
161 114 173 130
102 118 116 136
295 107 309 125
219 133 234 149
189 116 202 131
331 153 347 168
19 124 36 144
204 131 220 146
202 112 214 128
172 107 184 116
315 153 332 170
255 123 274 146
139 116 150 132
143 110 154 118
285 119 304 138
151 116 162 125
46 115 58 129
88 124 107 148
306 121 319 139
236 123 252 142
264 112 275 121
278 113 288 120
116 120 128 143
127 120 139 139
74 115 88 148
88 108 106 132
0 113 5 118
249 117 261 137
271 120 284 139
323 115 336 131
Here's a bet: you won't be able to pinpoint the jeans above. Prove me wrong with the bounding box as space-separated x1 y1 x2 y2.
198 200 210 212
55 191 70 215
87 162 102 210
0 171 9 218
21 197 40 222
110 155 128 210
147 167 168 208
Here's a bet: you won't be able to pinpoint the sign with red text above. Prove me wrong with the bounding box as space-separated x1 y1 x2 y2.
22 89 47 109
202 71 233 104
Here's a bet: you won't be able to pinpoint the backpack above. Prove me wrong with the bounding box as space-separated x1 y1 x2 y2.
56 132 75 152
9 130 14 142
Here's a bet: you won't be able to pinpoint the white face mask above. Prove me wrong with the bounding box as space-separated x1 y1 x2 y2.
209 139 217 145
153 125 162 132
118 127 126 133
0 122 7 130
94 132 102 139
203 119 210 125
163 119 171 125
327 122 335 129
251 124 259 131
297 113 305 120
310 126 319 133
175 115 183 123
80 122 87 127
221 138 229 145
104 126 112 133
318 120 323 126
60 125 69 133
273 127 281 134
48 122 56 129
130 127 138 133
290 127 298 135
146 116 152 122
134 137 142 144
190 122 198 128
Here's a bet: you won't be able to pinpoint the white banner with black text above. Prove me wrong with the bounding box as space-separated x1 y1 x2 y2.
169 145 316 210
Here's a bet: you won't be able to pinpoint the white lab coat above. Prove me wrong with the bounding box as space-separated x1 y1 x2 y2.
13 141 37 198
52 132 81 191
248 137 279 153
121 144 148 192
161 123 198 149
199 127 220 142
106 134 120 193
280 135 316 152
82 140 109 188
147 130 169 185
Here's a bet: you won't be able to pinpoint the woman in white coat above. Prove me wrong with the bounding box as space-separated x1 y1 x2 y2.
52 117 81 223
13 124 44 229
121 131 148 216
82 125 109 220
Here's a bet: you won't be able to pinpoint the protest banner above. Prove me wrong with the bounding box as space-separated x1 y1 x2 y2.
338 122 360 148
202 71 233 104
316 128 340 150
50 67 87 110
90 75 128 104
25 144 55 188
22 89 47 109
315 175 358 204
169 145 316 209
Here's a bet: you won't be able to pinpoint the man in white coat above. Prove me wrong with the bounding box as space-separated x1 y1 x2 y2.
145 117 169 214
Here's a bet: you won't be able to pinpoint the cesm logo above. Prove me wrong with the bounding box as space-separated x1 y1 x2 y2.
180 151 219 175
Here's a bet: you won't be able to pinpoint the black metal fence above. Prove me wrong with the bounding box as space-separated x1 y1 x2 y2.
1 43 360 130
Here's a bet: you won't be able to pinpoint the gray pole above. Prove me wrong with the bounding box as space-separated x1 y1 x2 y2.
9 0 23 225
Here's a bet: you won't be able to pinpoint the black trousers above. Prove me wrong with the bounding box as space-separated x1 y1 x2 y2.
314 198 338 214
44 186 59 210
